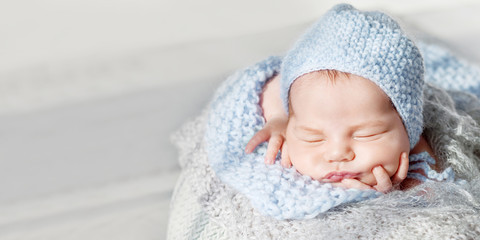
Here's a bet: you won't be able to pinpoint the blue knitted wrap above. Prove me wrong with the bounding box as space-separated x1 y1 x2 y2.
204 54 463 220
281 4 424 149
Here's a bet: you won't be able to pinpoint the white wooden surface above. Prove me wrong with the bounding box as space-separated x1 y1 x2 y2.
1 1 479 239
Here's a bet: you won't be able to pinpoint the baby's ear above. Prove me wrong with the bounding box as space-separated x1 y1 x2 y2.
392 152 409 185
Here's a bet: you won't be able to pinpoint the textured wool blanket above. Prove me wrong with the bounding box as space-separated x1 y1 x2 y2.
168 42 480 239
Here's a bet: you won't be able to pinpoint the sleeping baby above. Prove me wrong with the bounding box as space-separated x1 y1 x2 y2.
205 4 463 219
246 5 440 192
245 4 438 193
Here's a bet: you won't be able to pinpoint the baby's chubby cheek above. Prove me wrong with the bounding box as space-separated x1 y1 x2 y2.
356 148 404 185
283 142 324 180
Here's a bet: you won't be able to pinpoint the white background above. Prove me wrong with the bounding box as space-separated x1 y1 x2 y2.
1 0 479 239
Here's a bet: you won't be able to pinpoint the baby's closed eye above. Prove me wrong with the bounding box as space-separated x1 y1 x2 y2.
352 130 388 141
302 137 326 143
295 133 326 143
292 128 326 143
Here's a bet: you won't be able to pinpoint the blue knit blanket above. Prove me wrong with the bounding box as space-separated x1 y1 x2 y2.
204 42 480 220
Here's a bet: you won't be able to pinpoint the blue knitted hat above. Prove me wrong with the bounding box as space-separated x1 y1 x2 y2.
281 4 425 149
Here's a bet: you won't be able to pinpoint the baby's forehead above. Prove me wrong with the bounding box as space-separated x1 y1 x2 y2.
288 70 396 113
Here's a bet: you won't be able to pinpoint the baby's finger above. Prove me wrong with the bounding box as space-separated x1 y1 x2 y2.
280 142 292 168
332 178 373 190
391 152 409 185
372 166 393 193
265 134 283 164
245 129 270 154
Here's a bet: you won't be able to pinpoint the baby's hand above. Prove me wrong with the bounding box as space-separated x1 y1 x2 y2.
332 152 409 193
331 167 393 193
245 117 291 167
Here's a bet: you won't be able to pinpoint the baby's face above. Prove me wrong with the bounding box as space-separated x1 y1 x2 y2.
285 71 410 186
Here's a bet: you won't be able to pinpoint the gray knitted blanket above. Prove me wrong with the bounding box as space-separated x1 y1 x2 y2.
168 43 480 239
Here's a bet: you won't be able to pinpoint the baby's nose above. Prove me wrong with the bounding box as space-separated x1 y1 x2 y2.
325 140 355 162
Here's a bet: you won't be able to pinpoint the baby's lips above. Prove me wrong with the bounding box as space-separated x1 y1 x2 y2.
322 171 360 182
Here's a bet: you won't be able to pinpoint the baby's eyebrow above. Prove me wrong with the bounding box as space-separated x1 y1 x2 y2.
351 120 389 130
295 125 325 134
